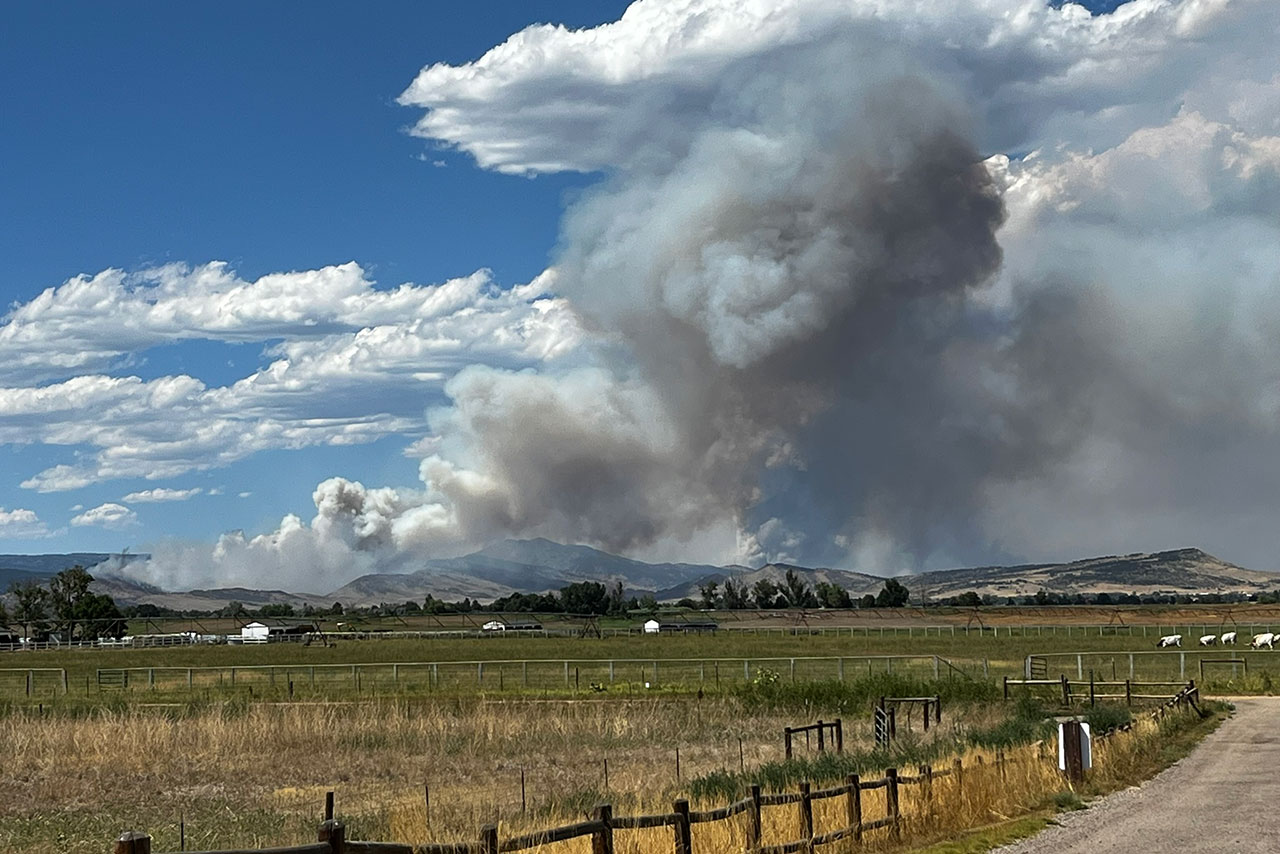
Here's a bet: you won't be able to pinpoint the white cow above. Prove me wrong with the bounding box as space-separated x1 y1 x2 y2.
1156 634 1182 648
1222 631 1238 645
1251 632 1275 649
1198 634 1217 646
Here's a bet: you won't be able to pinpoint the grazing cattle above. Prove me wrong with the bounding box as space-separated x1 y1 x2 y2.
1251 632 1275 649
1222 631 1238 645
1156 634 1182 648
1199 634 1217 646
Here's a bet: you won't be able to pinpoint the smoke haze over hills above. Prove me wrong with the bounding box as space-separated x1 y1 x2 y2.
8 1 1278 593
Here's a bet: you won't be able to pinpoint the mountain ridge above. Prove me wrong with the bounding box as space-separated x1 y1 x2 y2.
6 542 1277 609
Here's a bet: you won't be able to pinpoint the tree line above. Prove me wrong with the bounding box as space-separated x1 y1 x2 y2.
3 566 126 641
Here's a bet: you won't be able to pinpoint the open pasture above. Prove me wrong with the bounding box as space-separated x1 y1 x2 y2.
0 670 1219 854
94 603 1280 639
6 614 1280 703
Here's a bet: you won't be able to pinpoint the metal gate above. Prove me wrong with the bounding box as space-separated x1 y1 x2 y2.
97 669 128 690
1027 655 1048 679
873 705 896 748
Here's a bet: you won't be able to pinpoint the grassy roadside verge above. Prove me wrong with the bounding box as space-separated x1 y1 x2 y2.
909 701 1228 853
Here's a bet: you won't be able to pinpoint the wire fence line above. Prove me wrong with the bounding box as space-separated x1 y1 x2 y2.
83 655 981 696
9 620 1280 653
1026 648 1280 682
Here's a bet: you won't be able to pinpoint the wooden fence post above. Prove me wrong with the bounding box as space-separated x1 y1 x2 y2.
325 791 334 821
1062 720 1084 784
1060 674 1070 707
318 820 345 854
952 758 963 795
748 785 762 850
835 719 844 753
785 727 793 759
480 823 498 854
920 765 933 815
846 774 862 843
114 831 151 854
935 697 941 725
593 804 614 854
799 781 814 852
817 721 825 752
885 768 900 840
1003 676 1009 700
673 799 692 854
1125 679 1132 707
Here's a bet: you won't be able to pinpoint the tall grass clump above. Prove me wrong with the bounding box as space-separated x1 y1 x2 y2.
732 673 998 715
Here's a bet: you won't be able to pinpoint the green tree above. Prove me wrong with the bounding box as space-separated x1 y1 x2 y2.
639 593 660 613
698 580 721 610
9 580 49 640
857 594 876 609
815 581 853 609
783 569 818 608
48 566 95 639
560 581 610 615
77 593 126 639
956 591 982 607
721 578 750 609
752 579 781 609
875 578 910 608
258 603 296 617
331 601 344 616
606 581 627 615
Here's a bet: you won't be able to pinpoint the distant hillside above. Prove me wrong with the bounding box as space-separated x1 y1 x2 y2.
13 542 1275 611
907 548 1280 599
327 538 728 607
0 553 121 584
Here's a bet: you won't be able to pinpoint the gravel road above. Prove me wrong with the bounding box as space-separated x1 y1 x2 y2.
994 697 1280 853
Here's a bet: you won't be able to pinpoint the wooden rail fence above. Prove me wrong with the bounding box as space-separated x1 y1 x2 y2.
783 719 843 758
116 760 973 854
1002 675 1195 707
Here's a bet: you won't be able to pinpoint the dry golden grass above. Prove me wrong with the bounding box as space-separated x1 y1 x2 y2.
0 696 843 853
0 693 1209 854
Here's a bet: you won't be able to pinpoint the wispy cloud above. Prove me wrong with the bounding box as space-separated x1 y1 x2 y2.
122 487 202 503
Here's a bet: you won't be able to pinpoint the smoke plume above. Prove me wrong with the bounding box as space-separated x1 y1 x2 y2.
128 0 1280 589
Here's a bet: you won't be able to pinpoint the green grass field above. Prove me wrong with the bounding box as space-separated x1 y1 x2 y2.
4 619 1279 704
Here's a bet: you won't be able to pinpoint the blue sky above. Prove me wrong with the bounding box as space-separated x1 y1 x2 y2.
4 0 1279 590
0 1 629 554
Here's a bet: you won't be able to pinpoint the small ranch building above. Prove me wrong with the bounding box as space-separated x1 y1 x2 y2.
239 621 312 643
643 619 718 634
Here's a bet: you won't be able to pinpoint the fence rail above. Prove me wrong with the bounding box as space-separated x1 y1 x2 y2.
22 619 1280 655
1025 647 1280 683
117 757 998 854
78 655 970 699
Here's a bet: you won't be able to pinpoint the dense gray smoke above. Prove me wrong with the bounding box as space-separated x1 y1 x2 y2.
425 35 1024 568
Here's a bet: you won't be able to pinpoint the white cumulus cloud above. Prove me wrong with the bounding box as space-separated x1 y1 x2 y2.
70 503 139 530
0 507 50 538
1 266 582 491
